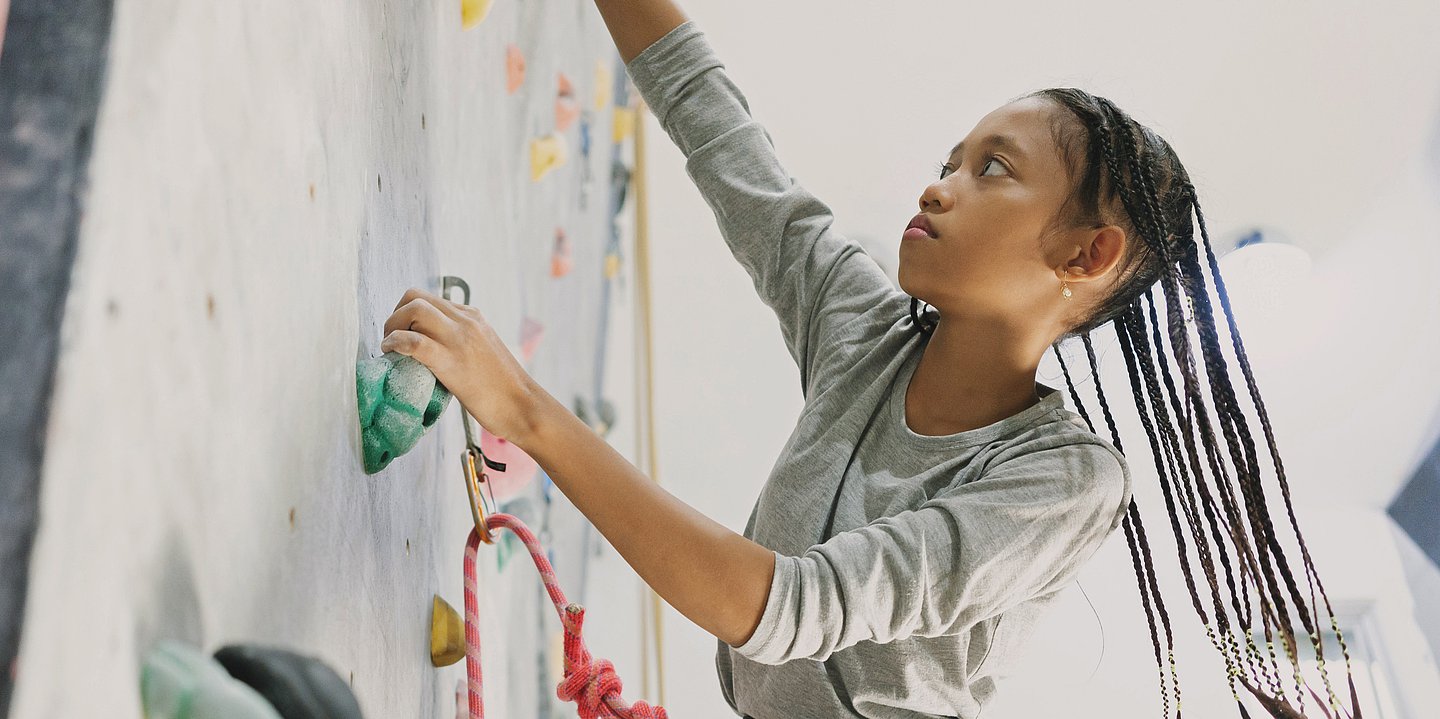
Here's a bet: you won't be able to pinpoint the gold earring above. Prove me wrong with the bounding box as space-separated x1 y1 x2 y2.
1061 270 1074 300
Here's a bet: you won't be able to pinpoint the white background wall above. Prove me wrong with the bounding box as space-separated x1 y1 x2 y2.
619 1 1440 716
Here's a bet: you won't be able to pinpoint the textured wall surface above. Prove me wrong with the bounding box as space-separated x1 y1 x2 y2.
10 0 638 716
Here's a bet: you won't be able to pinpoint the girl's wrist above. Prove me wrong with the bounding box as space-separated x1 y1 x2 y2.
505 380 561 451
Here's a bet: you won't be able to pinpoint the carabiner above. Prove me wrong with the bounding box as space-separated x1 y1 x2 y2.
442 275 508 543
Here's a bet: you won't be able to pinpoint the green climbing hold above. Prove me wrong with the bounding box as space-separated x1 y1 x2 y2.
356 351 453 474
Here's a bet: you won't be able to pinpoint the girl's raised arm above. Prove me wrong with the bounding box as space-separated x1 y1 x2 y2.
620 20 901 399
593 0 690 64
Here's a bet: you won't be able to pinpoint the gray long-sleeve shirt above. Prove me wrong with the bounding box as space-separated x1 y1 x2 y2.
624 21 1134 719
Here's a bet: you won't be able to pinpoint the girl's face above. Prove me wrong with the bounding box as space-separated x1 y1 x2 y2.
899 97 1081 325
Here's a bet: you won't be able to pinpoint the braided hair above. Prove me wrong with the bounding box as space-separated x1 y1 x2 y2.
909 88 1364 718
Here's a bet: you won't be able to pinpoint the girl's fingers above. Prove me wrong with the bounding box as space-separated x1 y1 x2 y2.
394 287 469 323
392 286 431 312
383 296 454 339
379 328 434 360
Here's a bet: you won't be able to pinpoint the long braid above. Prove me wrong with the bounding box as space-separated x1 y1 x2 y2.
1114 300 1222 703
1132 108 1332 707
1056 339 1182 719
1154 243 1301 707
1052 343 1090 426
1177 224 1320 711
1100 99 1315 711
1189 190 1361 716
1122 293 1255 695
1141 288 1282 697
1053 343 1181 713
1083 331 1182 716
1157 207 1296 703
1092 109 1269 708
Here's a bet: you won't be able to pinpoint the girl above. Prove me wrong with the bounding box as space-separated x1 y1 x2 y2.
382 3 1362 717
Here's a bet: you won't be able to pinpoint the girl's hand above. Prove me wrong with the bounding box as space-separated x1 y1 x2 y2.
380 288 541 444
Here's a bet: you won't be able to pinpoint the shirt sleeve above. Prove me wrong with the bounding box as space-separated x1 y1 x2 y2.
623 21 899 398
730 438 1133 666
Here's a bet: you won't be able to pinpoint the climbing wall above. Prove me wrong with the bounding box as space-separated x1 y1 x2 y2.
9 0 641 716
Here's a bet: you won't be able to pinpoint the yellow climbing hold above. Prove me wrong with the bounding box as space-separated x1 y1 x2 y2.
529 132 568 181
604 252 621 279
430 595 466 667
594 60 612 111
461 0 493 30
613 107 636 143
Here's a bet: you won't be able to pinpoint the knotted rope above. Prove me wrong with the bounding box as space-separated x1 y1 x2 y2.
463 513 669 719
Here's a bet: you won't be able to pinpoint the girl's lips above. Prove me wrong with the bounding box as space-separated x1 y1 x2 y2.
903 227 931 241
907 213 937 238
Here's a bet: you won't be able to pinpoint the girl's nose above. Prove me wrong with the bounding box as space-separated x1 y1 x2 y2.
920 187 948 213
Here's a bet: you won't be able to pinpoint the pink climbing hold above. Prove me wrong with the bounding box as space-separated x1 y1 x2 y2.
520 317 544 362
477 428 538 502
556 99 581 132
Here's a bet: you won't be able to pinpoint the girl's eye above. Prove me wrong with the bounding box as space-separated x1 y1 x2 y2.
933 156 1008 180
980 157 1009 177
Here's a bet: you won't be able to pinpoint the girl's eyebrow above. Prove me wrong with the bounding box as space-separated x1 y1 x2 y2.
949 134 1028 162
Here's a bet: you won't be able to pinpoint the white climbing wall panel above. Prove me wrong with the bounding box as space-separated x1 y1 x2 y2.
11 0 641 716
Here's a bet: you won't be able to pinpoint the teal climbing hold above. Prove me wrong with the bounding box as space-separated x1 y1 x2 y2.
356 351 453 474
140 641 283 719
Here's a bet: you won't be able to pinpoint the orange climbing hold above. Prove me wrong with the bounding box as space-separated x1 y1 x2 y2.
551 228 573 278
556 72 581 131
506 44 526 94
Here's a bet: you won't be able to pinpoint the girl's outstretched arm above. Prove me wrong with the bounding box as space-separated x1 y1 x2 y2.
381 291 775 651
517 386 776 650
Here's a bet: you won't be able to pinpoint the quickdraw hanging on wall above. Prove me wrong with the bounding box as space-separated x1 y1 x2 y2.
433 275 666 719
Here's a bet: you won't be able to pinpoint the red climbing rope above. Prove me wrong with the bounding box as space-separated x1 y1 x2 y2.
464 512 669 719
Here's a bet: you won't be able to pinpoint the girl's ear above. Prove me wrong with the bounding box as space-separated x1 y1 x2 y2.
1079 224 1127 279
